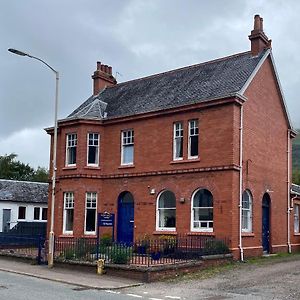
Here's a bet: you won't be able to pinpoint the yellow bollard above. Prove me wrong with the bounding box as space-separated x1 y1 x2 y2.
97 259 105 275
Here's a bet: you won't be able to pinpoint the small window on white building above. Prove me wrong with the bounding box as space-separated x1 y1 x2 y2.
173 122 183 160
34 207 40 220
87 133 99 166
66 133 77 166
42 208 48 220
188 120 199 158
63 192 74 234
294 204 300 233
156 190 176 231
18 206 26 220
242 190 252 232
121 129 134 165
85 192 97 234
191 189 213 232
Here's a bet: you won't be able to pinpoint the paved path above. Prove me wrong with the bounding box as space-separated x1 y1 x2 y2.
0 257 141 290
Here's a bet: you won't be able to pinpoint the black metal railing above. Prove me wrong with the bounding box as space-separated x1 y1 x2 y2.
54 235 230 266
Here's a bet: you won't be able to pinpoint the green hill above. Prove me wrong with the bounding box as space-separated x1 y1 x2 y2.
293 130 300 169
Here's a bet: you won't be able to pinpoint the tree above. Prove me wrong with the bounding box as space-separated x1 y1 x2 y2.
0 153 49 183
293 169 300 185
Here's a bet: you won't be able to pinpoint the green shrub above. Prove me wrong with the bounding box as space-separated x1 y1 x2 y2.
64 248 75 260
203 239 229 255
110 245 132 264
100 234 113 247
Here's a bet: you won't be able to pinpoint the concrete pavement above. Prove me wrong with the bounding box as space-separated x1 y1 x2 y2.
0 257 142 290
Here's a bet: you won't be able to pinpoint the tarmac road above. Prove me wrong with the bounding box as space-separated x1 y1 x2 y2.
0 270 140 300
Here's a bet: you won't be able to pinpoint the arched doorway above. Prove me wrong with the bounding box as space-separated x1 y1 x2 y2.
117 191 134 244
262 193 271 253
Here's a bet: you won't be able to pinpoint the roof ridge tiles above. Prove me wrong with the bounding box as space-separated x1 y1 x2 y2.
0 179 48 185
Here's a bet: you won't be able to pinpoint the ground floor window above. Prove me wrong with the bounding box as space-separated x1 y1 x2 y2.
156 190 176 231
63 192 74 234
18 206 26 220
85 192 97 234
34 207 40 220
42 208 47 220
191 189 213 232
242 189 252 232
294 204 300 233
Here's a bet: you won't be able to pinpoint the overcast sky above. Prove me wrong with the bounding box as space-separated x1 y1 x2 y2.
0 0 299 168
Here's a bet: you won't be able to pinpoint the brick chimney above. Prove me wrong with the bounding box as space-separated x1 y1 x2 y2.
248 15 272 56
92 62 117 95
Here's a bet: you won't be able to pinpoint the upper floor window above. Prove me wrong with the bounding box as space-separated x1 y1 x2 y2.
121 129 134 165
156 190 176 231
66 133 77 166
173 122 183 160
295 204 300 233
85 192 97 234
191 189 213 232
87 133 99 166
63 192 74 234
188 120 199 158
242 190 252 232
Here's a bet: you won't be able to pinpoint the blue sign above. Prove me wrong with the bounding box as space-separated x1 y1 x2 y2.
98 212 115 227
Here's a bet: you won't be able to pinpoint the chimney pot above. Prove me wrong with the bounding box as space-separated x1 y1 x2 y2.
260 17 263 31
254 14 261 31
108 66 112 75
97 61 101 70
104 65 108 73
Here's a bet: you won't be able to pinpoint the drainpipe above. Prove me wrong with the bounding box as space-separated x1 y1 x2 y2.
287 129 291 253
239 106 244 261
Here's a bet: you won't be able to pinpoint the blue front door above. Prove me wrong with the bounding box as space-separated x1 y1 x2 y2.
117 192 134 244
262 194 270 253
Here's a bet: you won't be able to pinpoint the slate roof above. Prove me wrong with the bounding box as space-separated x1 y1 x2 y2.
291 184 300 195
68 50 266 120
0 179 48 204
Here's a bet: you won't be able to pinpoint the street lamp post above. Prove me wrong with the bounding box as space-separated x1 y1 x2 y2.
8 48 59 268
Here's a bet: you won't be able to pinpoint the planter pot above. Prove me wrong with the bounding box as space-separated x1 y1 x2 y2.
151 251 161 260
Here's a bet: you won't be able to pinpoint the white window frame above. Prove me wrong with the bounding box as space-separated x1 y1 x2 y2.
191 189 213 232
173 122 183 161
188 119 199 159
65 133 77 167
63 192 74 235
121 129 134 165
242 189 253 233
18 206 26 220
156 190 176 232
84 192 97 235
294 204 300 233
87 133 100 167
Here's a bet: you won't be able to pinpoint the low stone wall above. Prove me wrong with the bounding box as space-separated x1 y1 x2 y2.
0 252 233 282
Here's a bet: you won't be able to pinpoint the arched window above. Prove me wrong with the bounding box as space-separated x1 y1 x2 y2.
242 189 252 232
191 189 213 232
156 190 176 231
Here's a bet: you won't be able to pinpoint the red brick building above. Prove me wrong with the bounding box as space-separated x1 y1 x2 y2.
47 15 298 259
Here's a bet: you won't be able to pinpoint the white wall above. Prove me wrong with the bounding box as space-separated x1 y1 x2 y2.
0 201 47 232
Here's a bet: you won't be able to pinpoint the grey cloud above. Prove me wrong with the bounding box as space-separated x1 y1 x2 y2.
0 0 299 167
